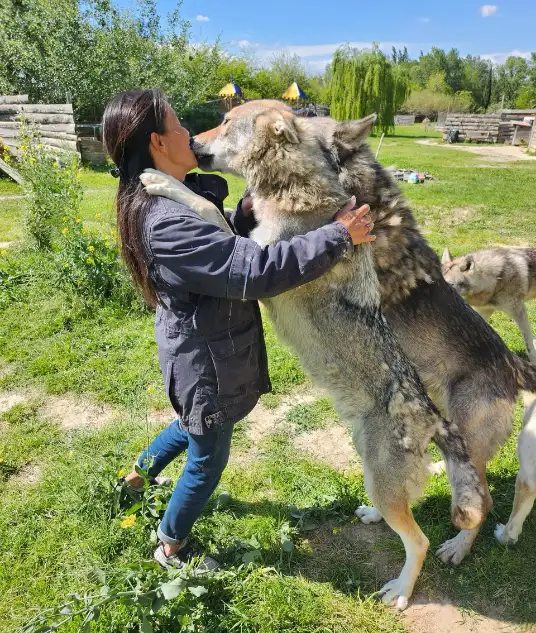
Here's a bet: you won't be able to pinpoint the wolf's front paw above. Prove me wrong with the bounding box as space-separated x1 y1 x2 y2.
494 523 518 545
378 578 410 611
355 505 382 524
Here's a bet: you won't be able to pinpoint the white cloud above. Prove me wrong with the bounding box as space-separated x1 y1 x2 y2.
480 4 498 17
481 50 530 64
196 15 210 22
418 17 431 23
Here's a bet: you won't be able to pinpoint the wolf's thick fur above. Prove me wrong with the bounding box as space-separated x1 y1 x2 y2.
188 100 536 570
442 247 536 362
148 102 485 610
307 111 536 563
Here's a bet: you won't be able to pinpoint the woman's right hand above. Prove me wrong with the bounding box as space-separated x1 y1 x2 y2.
334 196 375 245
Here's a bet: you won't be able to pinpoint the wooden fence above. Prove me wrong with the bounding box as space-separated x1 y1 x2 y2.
443 114 502 142
0 97 79 157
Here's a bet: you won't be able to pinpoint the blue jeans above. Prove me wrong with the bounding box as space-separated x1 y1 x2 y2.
136 419 233 545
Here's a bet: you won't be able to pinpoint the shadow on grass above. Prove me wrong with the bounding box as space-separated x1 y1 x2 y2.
205 475 536 627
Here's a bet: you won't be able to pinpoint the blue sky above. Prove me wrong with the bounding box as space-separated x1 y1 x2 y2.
124 1 535 72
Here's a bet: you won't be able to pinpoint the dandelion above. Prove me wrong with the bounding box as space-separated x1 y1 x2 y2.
0 458 4 464
332 527 342 535
95 213 101 219
86 257 95 265
38 144 43 149
62 228 69 234
76 218 81 223
117 468 127 478
82 228 87 235
88 244 95 252
120 515 136 529
147 385 155 394
20 145 27 152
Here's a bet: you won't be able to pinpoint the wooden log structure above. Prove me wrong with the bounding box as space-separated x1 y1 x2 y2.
0 97 80 165
444 114 501 142
0 95 29 104
394 114 416 125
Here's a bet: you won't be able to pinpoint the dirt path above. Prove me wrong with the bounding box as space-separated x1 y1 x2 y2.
416 139 536 162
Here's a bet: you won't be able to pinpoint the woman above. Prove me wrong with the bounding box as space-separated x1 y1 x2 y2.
102 89 374 571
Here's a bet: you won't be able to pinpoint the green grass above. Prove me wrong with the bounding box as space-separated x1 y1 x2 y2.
0 125 535 632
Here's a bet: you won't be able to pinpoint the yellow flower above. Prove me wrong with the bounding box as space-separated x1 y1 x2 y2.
81 228 87 235
88 245 95 252
0 458 4 464
20 145 27 152
332 527 342 535
86 257 95 265
38 144 43 149
76 218 81 223
117 468 127 478
64 264 69 269
28 157 36 163
62 228 69 234
95 213 101 219
120 515 137 529
147 385 155 394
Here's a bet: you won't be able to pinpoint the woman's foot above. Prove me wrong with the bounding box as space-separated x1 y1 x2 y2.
154 541 220 573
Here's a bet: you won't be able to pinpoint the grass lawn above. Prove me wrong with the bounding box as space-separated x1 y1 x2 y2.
0 125 535 633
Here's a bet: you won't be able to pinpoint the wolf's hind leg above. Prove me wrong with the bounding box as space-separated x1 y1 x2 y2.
505 302 536 363
495 395 536 545
373 496 429 611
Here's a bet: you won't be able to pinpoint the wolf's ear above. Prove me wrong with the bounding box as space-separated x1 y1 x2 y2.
460 255 475 273
257 110 299 144
441 247 452 264
333 113 377 160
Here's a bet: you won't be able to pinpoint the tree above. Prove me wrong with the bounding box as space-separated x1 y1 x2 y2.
492 56 530 108
329 45 411 132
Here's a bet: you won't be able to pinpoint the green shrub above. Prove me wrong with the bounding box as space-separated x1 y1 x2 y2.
16 118 82 250
54 216 136 306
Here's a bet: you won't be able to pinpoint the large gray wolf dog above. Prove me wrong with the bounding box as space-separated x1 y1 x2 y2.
142 101 486 610
442 247 536 363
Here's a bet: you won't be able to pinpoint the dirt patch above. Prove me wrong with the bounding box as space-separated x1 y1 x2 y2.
8 463 43 487
0 391 28 415
294 424 359 472
246 388 318 445
416 139 536 163
41 395 115 430
404 597 520 633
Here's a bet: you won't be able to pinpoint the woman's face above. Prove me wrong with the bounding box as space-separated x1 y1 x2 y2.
152 106 198 175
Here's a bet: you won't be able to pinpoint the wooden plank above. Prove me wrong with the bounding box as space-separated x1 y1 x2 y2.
0 103 73 115
0 157 23 183
0 95 29 104
0 113 73 124
0 121 76 133
41 137 78 151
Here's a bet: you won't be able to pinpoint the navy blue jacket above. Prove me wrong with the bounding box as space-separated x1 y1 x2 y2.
143 178 352 434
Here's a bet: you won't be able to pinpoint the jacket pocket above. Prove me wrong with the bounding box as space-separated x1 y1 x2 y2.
207 322 259 402
164 360 183 417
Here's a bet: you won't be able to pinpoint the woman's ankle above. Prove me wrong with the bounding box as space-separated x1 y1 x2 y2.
125 472 144 488
163 541 184 557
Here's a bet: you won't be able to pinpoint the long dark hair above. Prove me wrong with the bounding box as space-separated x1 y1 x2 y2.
102 89 168 308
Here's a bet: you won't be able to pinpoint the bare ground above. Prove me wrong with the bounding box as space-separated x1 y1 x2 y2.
416 139 536 162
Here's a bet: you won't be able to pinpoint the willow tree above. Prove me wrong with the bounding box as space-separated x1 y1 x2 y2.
329 45 411 133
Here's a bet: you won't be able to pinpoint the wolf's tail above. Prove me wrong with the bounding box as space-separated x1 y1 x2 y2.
433 419 485 530
513 356 536 394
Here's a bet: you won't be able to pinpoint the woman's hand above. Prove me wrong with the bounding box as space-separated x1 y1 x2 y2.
334 197 375 245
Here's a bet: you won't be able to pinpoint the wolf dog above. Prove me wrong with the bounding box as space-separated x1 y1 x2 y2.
189 100 536 569
141 101 485 610
442 247 536 363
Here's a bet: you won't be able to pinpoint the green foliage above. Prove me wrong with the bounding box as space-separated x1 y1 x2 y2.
329 45 411 132
16 119 82 250
286 398 338 432
53 215 134 305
